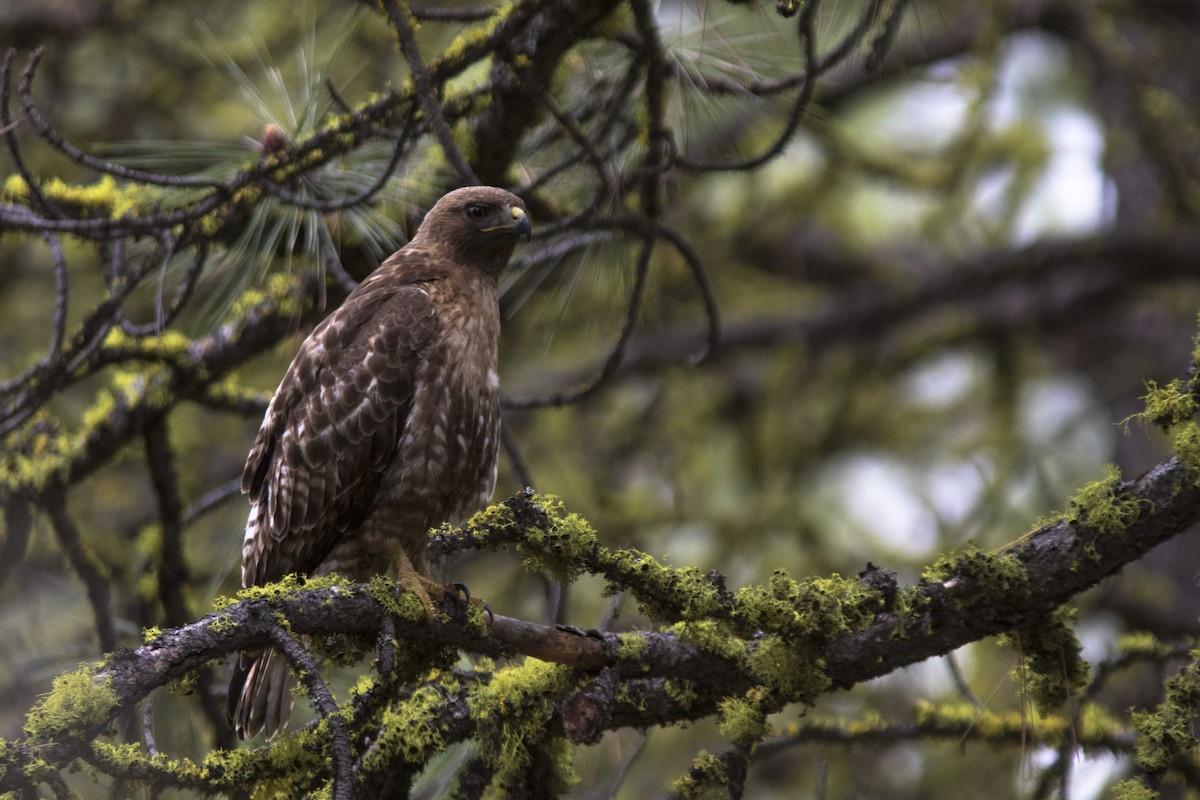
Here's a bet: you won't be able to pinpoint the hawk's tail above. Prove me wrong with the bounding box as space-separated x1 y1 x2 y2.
227 648 295 740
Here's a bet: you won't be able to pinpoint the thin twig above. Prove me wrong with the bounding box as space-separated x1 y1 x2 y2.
267 625 355 800
383 0 479 185
44 491 117 652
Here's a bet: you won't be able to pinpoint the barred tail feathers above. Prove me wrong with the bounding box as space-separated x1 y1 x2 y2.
227 648 296 740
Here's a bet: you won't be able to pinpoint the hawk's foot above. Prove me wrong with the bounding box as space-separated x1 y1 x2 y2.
444 582 493 624
394 554 444 622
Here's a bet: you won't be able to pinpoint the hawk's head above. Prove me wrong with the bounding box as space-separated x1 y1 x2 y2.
415 186 530 275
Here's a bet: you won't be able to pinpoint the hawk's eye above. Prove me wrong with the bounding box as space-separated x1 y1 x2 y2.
465 204 489 221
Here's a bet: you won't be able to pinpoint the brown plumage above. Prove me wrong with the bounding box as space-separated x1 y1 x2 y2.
227 186 530 740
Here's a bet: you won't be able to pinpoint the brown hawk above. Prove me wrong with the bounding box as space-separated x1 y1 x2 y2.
227 186 530 740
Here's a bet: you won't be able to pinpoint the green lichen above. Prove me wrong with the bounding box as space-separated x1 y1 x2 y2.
1118 631 1172 658
921 546 1029 600
1137 379 1198 430
1172 421 1200 482
914 700 1064 740
1112 779 1158 800
747 635 829 700
227 271 306 322
215 572 341 609
516 494 599 584
365 572 421 620
246 724 330 798
79 367 174 436
717 689 770 748
456 500 519 545
201 375 270 410
663 678 699 708
169 670 199 696
468 659 581 795
364 685 447 770
602 551 724 622
1067 463 1146 534
667 619 747 665
1010 607 1090 711
141 626 163 643
24 665 118 743
615 632 648 661
200 745 256 786
732 570 881 641
1132 651 1200 772
4 175 158 218
672 750 727 799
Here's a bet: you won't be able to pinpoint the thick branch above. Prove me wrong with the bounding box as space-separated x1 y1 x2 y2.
5 453 1197 792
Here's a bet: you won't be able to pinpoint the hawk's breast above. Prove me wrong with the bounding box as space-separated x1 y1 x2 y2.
381 281 501 529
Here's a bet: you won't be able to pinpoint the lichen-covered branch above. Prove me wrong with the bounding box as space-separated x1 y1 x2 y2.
3 453 1198 796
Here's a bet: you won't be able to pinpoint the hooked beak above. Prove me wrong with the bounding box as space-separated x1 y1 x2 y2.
510 206 532 241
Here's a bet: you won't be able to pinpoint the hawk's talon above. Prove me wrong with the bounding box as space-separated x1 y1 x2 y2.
446 582 471 604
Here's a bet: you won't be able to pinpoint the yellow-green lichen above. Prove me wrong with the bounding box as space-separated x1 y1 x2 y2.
1132 651 1200 772
1118 631 1172 658
364 685 447 770
24 666 118 743
733 570 881 641
468 659 581 794
4 175 158 218
0 412 69 491
1112 779 1158 800
668 619 748 664
717 689 770 747
227 271 307 322
914 700 1064 742
516 494 599 584
615 632 648 661
672 750 727 799
246 725 330 798
200 744 257 786
1068 464 1145 534
366 572 421 620
601 549 725 622
1009 607 1090 711
1137 379 1198 430
921 546 1029 599
79 367 174 436
169 670 199 696
747 635 829 700
1172 421 1200 481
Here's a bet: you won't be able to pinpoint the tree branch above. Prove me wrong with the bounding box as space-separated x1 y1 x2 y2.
5 455 1197 793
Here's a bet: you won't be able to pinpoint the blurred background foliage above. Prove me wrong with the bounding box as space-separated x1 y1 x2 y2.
2 0 1200 797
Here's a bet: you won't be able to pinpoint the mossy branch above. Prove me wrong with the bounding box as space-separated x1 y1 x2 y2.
3 457 1199 795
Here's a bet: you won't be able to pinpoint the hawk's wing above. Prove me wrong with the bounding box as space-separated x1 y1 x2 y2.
240 275 440 586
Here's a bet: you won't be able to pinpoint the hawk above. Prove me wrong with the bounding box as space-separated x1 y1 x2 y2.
227 186 530 740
